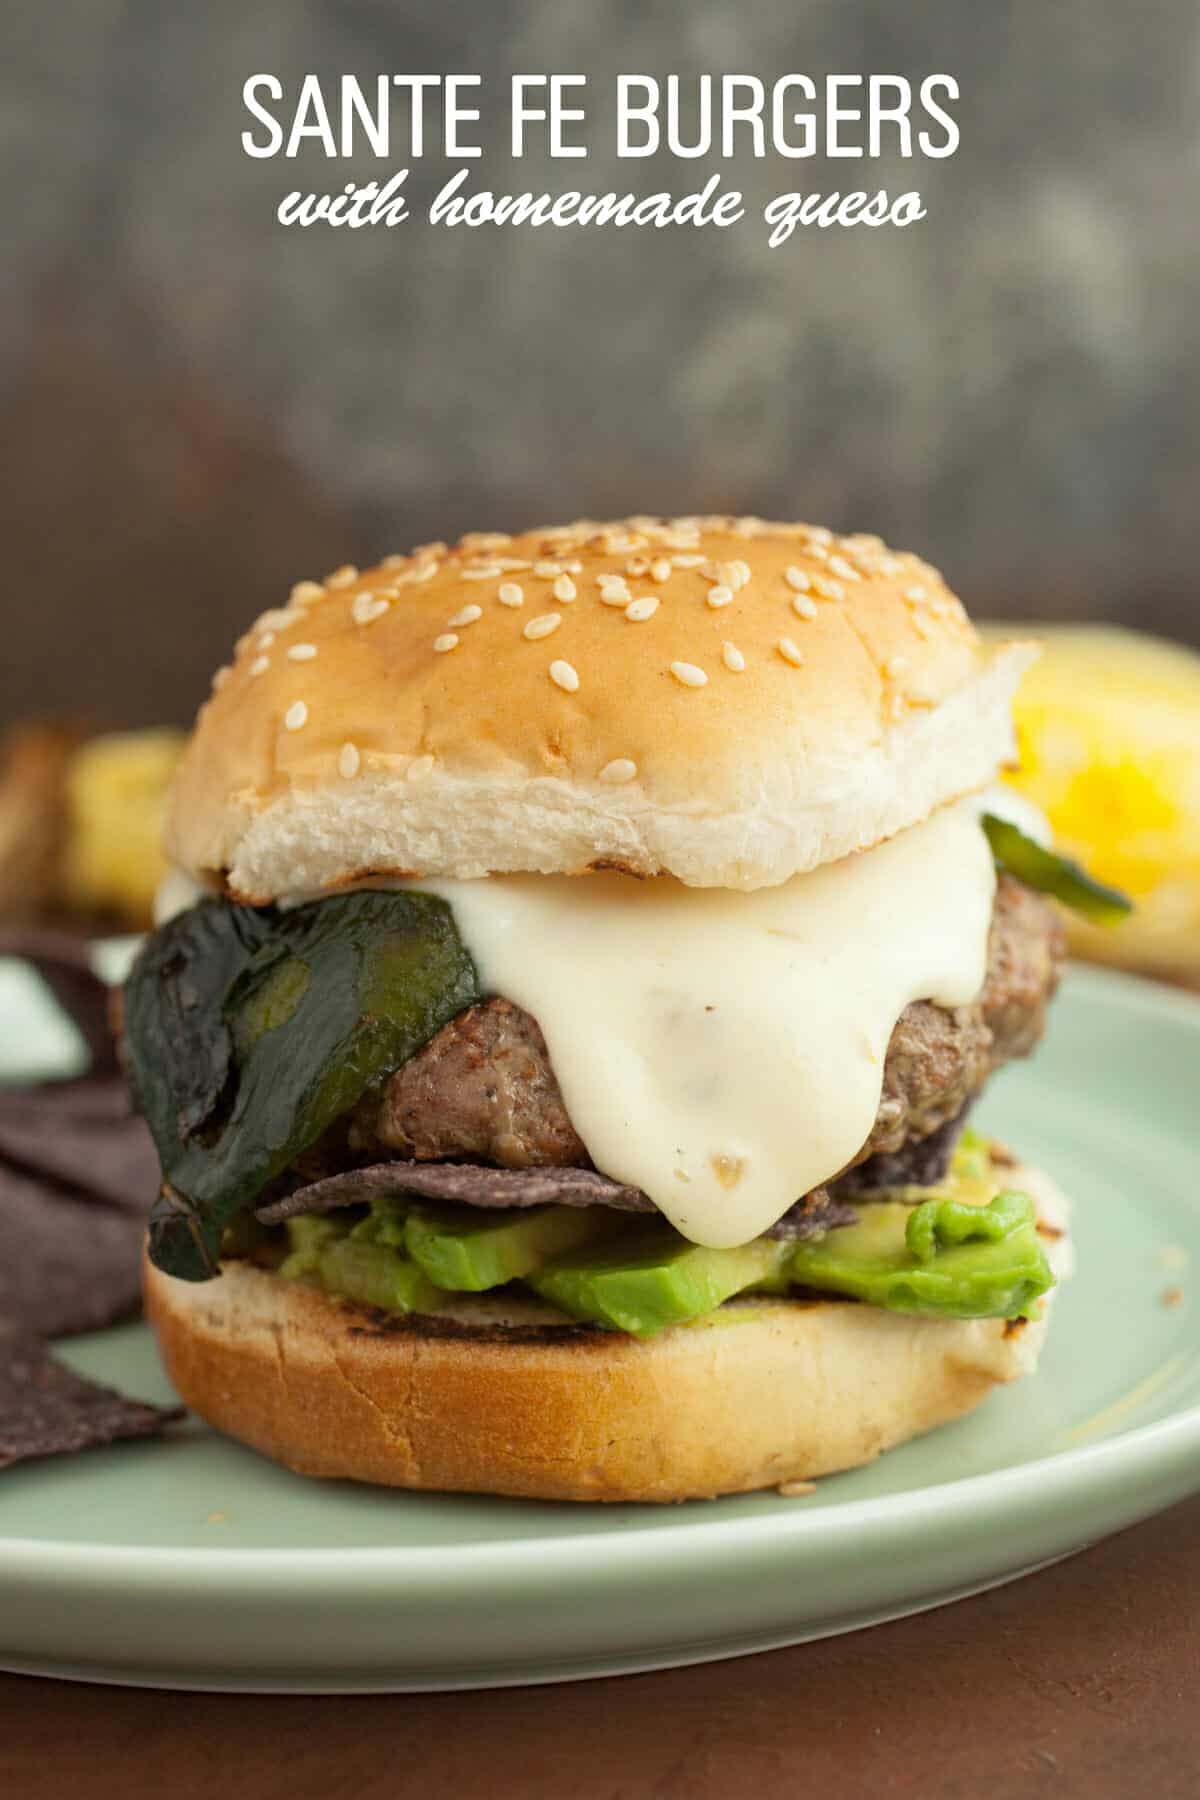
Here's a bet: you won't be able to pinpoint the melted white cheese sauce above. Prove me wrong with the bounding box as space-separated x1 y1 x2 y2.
424 798 997 1248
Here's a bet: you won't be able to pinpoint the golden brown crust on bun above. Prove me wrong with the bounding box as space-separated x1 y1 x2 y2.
165 516 1035 898
143 1161 1070 1504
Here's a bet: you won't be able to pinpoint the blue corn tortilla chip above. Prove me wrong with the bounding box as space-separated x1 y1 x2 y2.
0 929 158 1341
0 1321 183 1470
0 1081 158 1215
0 929 187 1469
256 1159 855 1241
0 1164 148 1339
256 1160 657 1223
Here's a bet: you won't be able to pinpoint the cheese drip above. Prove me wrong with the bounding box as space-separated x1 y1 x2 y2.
424 800 996 1249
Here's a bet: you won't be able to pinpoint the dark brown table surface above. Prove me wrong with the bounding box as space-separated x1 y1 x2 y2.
3 1491 1198 1799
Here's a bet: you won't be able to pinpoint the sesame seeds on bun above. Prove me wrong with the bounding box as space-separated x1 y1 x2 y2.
166 516 1037 900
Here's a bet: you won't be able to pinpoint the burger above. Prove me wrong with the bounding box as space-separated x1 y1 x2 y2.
126 516 1126 1502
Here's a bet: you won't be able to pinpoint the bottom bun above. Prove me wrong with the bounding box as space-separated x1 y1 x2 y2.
143 1158 1072 1503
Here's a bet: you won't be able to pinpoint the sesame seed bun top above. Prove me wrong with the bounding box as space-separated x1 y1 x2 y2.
166 516 1036 899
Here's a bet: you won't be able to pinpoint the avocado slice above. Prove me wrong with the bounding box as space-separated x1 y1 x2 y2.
280 1213 348 1278
528 1230 791 1337
274 1145 1055 1332
788 1192 1054 1320
405 1202 614 1292
318 1236 445 1313
281 1213 444 1313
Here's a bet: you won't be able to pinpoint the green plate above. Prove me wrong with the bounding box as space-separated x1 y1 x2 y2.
1 965 1199 1691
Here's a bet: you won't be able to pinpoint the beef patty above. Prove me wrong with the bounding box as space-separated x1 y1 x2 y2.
348 875 1064 1177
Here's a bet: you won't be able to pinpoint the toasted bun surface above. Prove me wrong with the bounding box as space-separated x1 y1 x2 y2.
143 1161 1070 1504
167 517 1035 898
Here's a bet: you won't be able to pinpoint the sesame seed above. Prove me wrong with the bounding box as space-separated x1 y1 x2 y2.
351 593 390 626
597 574 631 605
497 582 525 609
248 655 270 678
338 742 361 780
495 557 532 572
433 633 460 654
650 558 672 583
722 641 746 673
562 559 583 574
813 577 844 601
412 561 438 583
828 555 861 581
672 553 706 568
880 556 904 576
729 559 753 589
533 560 562 579
706 586 734 609
256 608 295 633
807 543 830 563
461 532 511 552
549 658 579 692
670 661 708 689
625 595 659 622
463 563 504 580
326 566 358 589
791 594 818 621
904 585 928 602
523 613 562 641
599 758 638 784
290 580 325 605
212 665 232 690
257 631 276 649
626 557 649 577
785 565 811 592
553 574 577 603
381 553 409 570
407 754 434 782
777 637 805 667
287 642 318 662
805 525 834 545
447 604 482 628
284 701 308 731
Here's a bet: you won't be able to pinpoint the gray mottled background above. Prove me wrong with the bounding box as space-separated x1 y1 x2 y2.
3 0 1198 728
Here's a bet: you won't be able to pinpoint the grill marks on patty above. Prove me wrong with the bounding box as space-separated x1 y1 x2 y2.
348 875 1064 1178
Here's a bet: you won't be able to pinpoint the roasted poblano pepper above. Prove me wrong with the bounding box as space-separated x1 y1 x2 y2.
125 892 480 1280
982 814 1132 925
